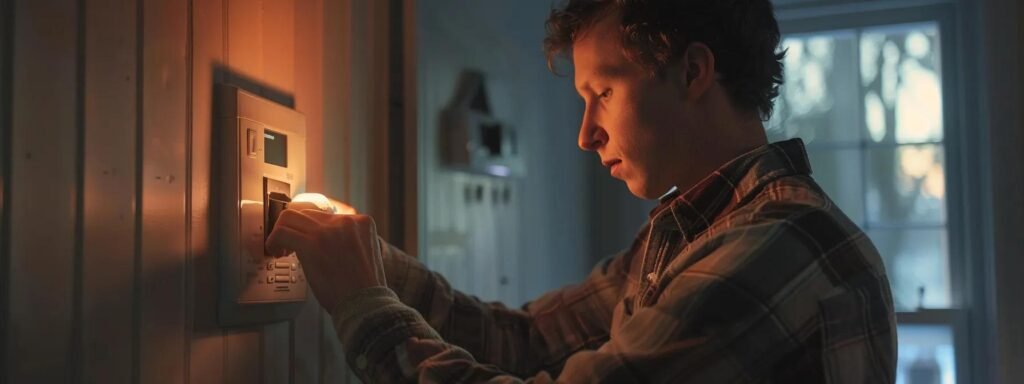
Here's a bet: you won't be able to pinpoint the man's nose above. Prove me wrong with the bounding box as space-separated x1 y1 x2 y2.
578 108 606 151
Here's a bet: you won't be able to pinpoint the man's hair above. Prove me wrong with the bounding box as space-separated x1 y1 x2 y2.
544 0 785 121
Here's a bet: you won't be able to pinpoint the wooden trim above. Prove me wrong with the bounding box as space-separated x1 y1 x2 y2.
187 0 227 382
294 0 328 382
402 0 418 256
364 0 417 252
0 0 12 381
8 0 79 381
81 0 138 381
139 0 189 380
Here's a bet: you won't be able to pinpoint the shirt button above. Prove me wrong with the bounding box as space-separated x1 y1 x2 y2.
356 355 368 370
646 272 658 284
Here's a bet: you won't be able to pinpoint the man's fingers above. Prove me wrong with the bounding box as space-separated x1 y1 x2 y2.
266 224 311 256
286 201 320 212
298 208 336 220
274 209 320 233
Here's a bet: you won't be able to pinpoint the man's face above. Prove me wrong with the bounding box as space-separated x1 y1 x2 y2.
572 14 696 199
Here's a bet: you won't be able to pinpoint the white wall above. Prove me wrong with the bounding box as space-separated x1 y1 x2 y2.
417 0 599 306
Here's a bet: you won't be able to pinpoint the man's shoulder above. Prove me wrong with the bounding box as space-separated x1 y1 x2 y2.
669 174 886 295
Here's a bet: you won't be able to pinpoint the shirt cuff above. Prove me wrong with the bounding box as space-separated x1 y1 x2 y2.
329 286 441 375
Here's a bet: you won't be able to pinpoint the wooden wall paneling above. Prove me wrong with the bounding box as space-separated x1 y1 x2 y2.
289 0 352 382
223 325 262 384
188 0 227 382
81 0 138 382
346 0 370 213
261 1 295 382
261 0 294 95
226 0 262 88
401 0 417 257
297 0 358 382
367 0 392 243
223 0 265 382
6 0 79 382
323 0 351 203
139 0 189 382
0 0 13 379
296 0 325 193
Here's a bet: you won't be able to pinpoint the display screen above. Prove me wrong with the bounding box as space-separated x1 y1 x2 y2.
264 129 287 167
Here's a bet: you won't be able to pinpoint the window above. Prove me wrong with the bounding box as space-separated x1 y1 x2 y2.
769 10 966 383
770 22 949 311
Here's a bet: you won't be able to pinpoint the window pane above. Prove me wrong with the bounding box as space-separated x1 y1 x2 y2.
866 144 946 225
868 229 951 310
806 148 865 225
860 24 943 144
767 32 861 144
897 324 956 384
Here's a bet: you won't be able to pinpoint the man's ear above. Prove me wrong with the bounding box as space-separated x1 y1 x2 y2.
679 42 716 101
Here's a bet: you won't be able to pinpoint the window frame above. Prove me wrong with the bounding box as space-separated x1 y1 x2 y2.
773 1 988 383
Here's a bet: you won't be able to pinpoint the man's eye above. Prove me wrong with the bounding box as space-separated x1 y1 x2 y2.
599 89 612 99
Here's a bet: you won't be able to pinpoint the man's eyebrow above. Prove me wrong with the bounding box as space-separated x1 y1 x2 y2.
576 64 628 95
594 64 628 78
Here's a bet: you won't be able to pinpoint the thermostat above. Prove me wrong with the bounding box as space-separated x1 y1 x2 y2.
215 84 308 327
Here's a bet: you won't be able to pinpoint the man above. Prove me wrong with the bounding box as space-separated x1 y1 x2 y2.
268 0 898 382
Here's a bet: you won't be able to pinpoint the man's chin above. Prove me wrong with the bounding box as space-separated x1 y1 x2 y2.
625 180 663 200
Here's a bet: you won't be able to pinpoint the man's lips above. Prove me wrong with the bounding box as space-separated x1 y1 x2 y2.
603 159 622 176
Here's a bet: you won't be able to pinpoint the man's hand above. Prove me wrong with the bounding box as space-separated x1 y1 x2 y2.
266 203 387 309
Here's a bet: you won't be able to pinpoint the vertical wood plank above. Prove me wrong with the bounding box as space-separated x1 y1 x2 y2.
323 0 350 203
262 0 294 94
224 325 261 384
346 0 371 213
226 0 263 87
261 1 294 383
292 297 322 384
223 1 265 381
296 2 332 384
401 0 418 257
296 2 345 382
0 0 13 380
139 0 189 382
6 0 79 382
367 0 391 243
295 0 324 193
81 0 138 382
188 0 227 382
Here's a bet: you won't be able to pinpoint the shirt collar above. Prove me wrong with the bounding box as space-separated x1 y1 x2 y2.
648 138 814 241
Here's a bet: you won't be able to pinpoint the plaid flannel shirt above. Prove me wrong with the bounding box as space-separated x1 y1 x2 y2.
330 138 898 383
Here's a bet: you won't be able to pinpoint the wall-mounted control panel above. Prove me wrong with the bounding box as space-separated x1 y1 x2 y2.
215 84 308 327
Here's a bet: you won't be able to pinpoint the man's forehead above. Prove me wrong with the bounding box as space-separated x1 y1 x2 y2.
571 21 632 90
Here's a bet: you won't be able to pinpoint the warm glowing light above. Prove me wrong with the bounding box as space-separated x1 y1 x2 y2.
899 146 935 179
240 199 263 208
291 192 357 215
923 164 946 199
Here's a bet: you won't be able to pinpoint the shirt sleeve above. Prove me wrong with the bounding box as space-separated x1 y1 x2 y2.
329 268 789 383
336 222 895 383
377 239 633 376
